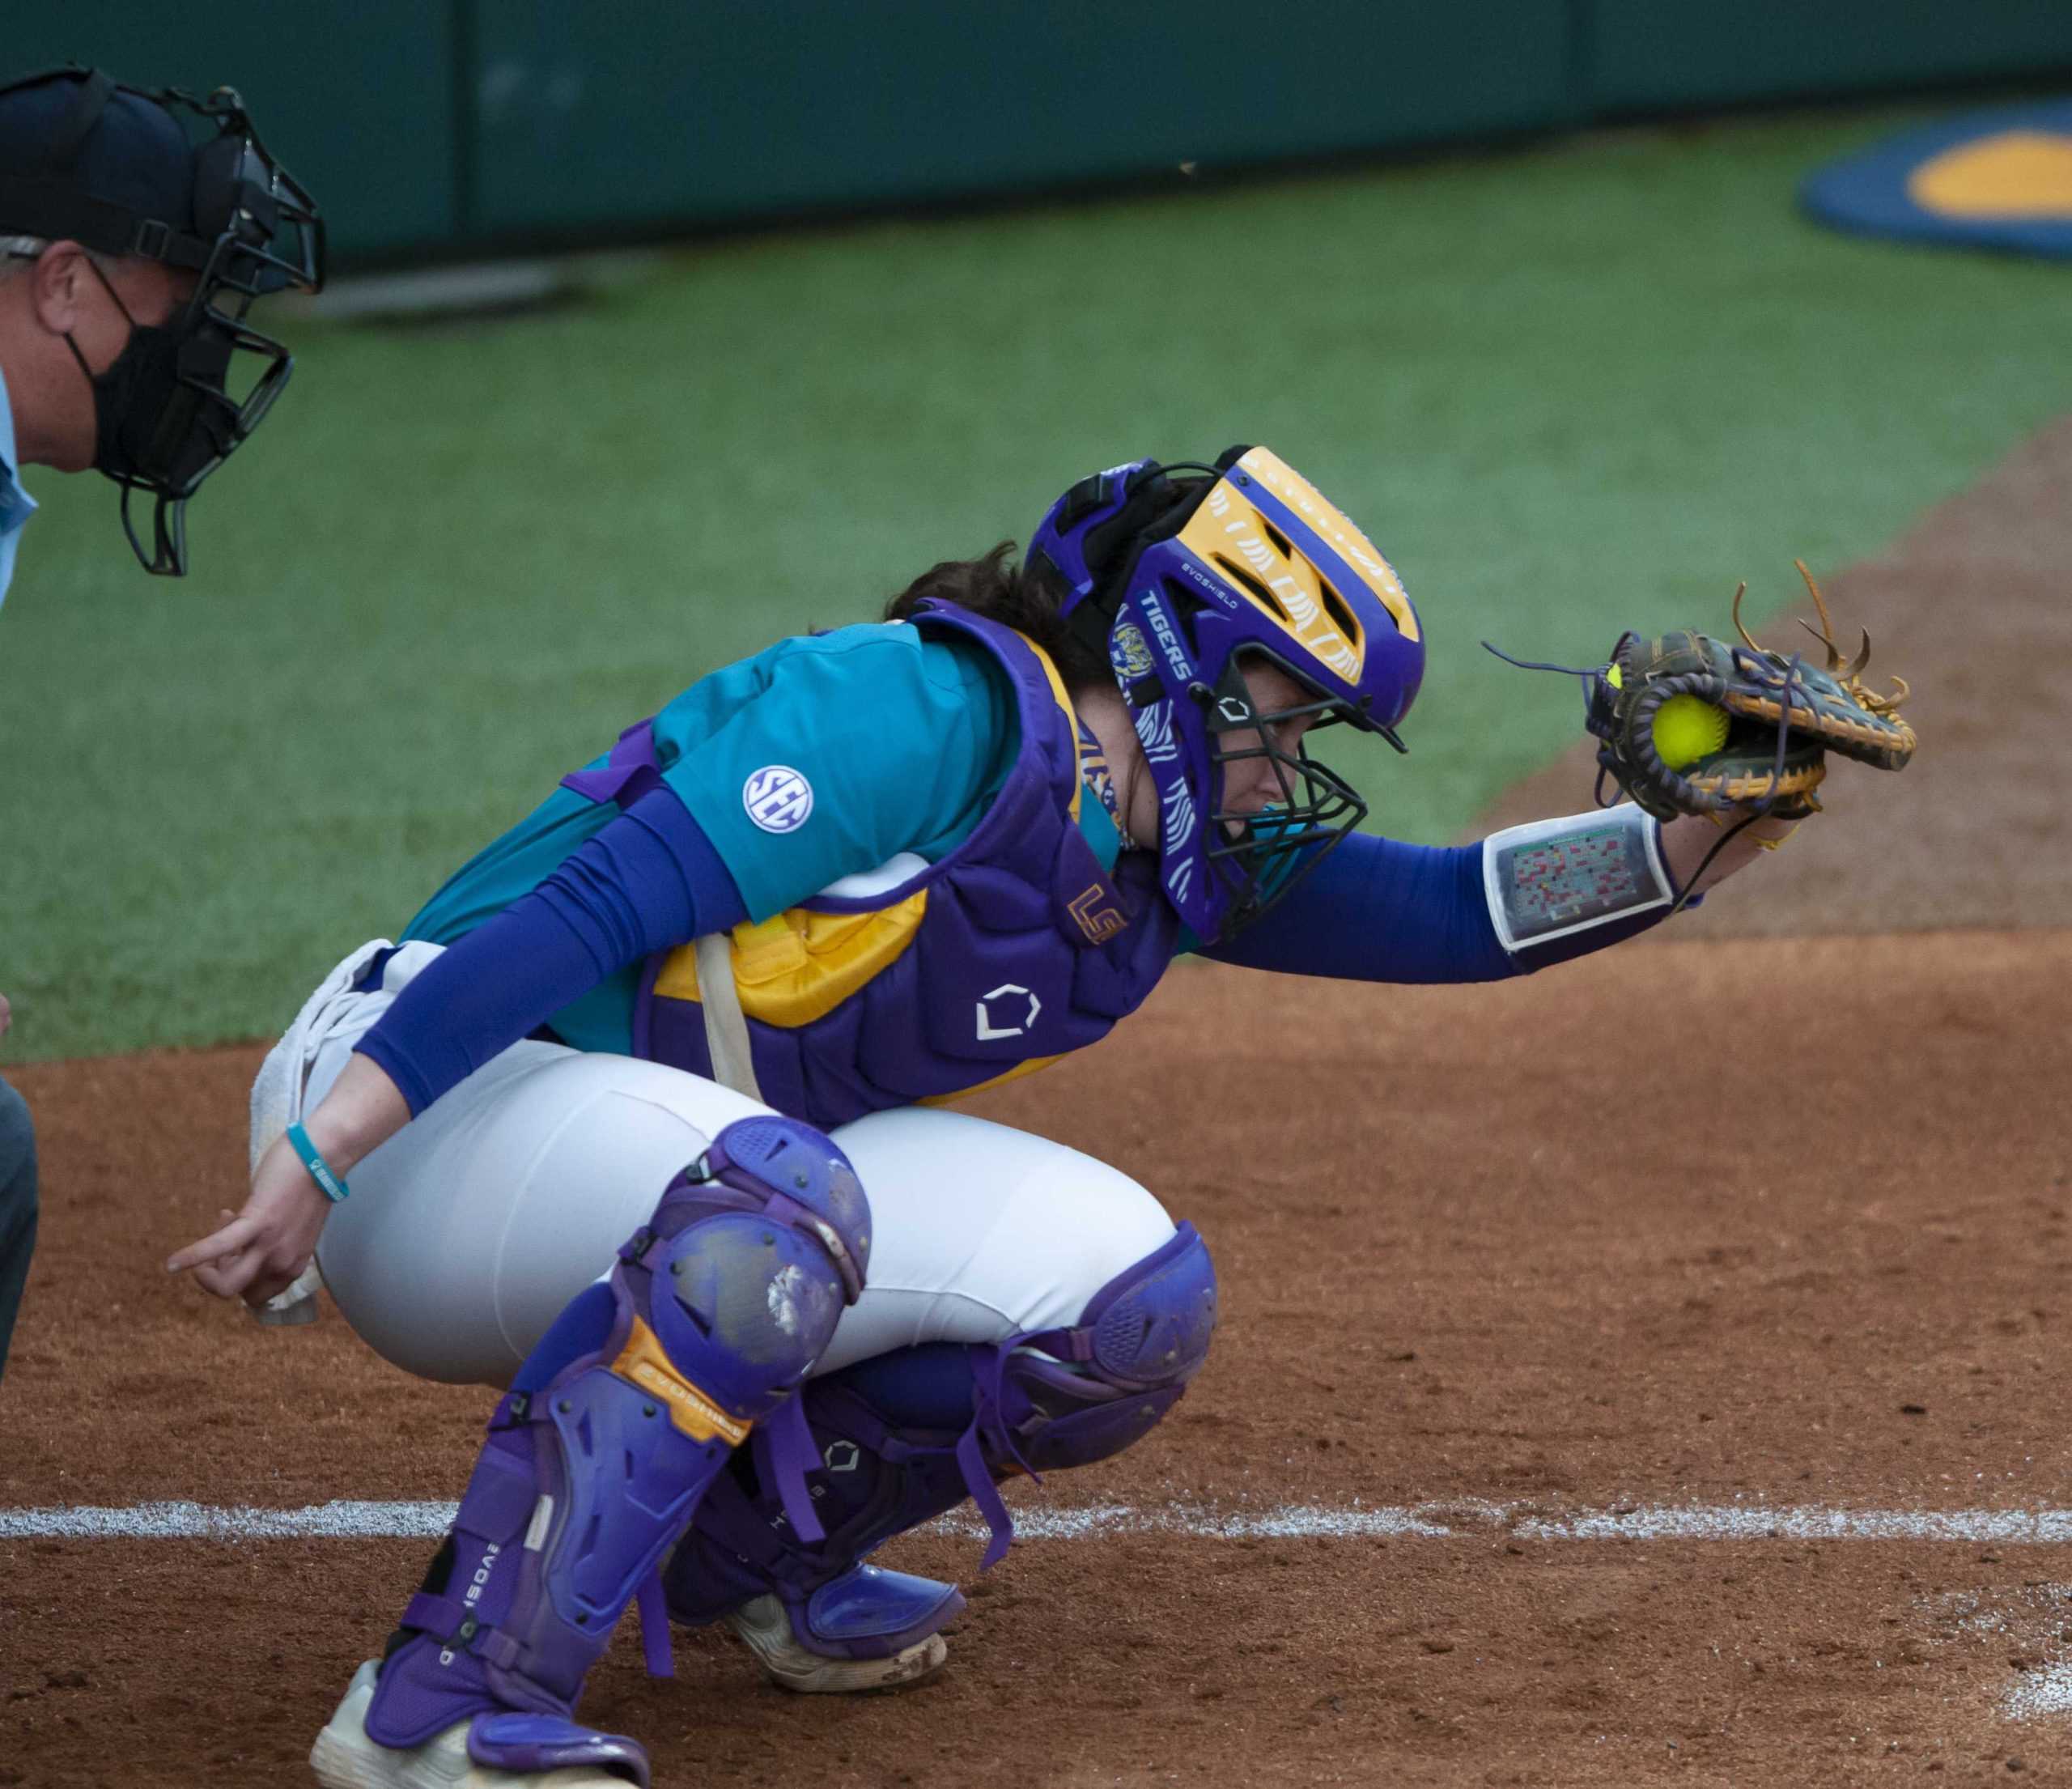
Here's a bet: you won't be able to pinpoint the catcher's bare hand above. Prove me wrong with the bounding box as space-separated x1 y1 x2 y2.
166 1055 411 1308
167 1137 335 1306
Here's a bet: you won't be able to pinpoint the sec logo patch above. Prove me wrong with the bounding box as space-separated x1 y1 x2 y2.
743 765 813 834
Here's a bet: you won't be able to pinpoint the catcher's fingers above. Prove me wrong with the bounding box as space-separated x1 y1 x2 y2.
170 1208 308 1302
192 1248 261 1301
239 1252 315 1309
166 1208 258 1278
189 1236 306 1304
191 1236 278 1302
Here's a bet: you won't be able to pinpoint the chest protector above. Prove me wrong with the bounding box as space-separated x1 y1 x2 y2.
560 604 1185 1128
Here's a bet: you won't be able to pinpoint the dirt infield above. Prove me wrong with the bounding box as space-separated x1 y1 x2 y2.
4 425 2070 1786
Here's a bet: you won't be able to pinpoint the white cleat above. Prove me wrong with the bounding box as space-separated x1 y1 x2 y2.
309 1659 634 1789
725 1593 949 1693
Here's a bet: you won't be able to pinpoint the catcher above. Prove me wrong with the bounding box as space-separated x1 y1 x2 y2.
164 447 1910 1789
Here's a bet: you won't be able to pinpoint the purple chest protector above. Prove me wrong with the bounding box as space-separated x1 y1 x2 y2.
561 605 1185 1128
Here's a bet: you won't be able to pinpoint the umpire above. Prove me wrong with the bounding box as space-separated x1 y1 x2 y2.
0 66 324 1380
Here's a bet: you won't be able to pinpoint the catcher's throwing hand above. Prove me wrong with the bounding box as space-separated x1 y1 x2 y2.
167 1054 411 1307
166 1141 335 1306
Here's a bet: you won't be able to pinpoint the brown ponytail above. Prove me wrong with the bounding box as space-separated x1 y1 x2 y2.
883 542 1110 690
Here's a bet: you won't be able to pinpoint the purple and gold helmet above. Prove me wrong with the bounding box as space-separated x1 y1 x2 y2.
1028 445 1423 943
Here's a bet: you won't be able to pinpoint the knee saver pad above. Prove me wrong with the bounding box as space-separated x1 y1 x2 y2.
368 1116 869 1743
669 1228 1218 1608
1007 1220 1218 1475
1079 1218 1219 1392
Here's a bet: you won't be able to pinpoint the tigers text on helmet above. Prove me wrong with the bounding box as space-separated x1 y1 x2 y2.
1025 444 1424 944
0 66 325 575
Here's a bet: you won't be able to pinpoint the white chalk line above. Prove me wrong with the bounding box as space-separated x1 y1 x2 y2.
11 1498 2072 1545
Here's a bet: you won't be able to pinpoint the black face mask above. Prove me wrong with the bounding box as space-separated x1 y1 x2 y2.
66 257 292 575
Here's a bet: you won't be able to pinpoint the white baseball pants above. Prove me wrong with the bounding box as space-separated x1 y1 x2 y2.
296 948 1175 1387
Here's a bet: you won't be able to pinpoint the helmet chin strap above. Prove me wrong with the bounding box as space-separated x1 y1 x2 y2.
1106 723 1149 852
1073 683 1151 853
1112 771 1147 852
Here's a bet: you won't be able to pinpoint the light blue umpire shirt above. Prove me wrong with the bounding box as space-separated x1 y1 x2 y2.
0 364 38 608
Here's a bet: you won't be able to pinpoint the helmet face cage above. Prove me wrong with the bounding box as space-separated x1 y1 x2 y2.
0 69 325 573
1198 644 1370 928
1035 445 1424 943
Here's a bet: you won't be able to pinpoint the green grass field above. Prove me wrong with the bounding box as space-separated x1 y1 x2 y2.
3 104 2067 1062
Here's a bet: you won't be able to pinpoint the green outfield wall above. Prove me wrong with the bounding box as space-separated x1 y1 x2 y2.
7 5 463 257
463 2 1581 237
1584 1 2072 112
13 3 2072 261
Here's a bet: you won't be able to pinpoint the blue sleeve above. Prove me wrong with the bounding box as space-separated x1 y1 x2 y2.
357 789 747 1115
1200 830 1675 984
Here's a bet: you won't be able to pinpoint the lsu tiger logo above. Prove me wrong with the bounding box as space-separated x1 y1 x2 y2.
1110 621 1156 681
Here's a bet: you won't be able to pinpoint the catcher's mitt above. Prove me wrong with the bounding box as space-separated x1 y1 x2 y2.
1494 563 1916 823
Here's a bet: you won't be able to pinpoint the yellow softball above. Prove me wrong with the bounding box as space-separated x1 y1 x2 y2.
1652 693 1730 769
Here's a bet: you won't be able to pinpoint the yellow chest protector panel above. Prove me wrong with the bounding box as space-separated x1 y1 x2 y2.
651 890 930 1030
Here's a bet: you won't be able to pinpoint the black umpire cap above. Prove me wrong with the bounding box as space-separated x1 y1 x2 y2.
0 68 206 258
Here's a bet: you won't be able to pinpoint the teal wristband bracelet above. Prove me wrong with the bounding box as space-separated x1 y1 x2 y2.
286 1122 350 1204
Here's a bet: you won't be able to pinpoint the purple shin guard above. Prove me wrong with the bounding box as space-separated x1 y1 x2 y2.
664 1222 1219 1635
959 1218 1220 1562
363 1118 870 1755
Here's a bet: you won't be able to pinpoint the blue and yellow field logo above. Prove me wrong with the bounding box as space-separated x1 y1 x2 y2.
1803 100 2072 258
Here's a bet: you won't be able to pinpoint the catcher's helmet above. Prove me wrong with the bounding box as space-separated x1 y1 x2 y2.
1028 444 1423 943
0 66 325 575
